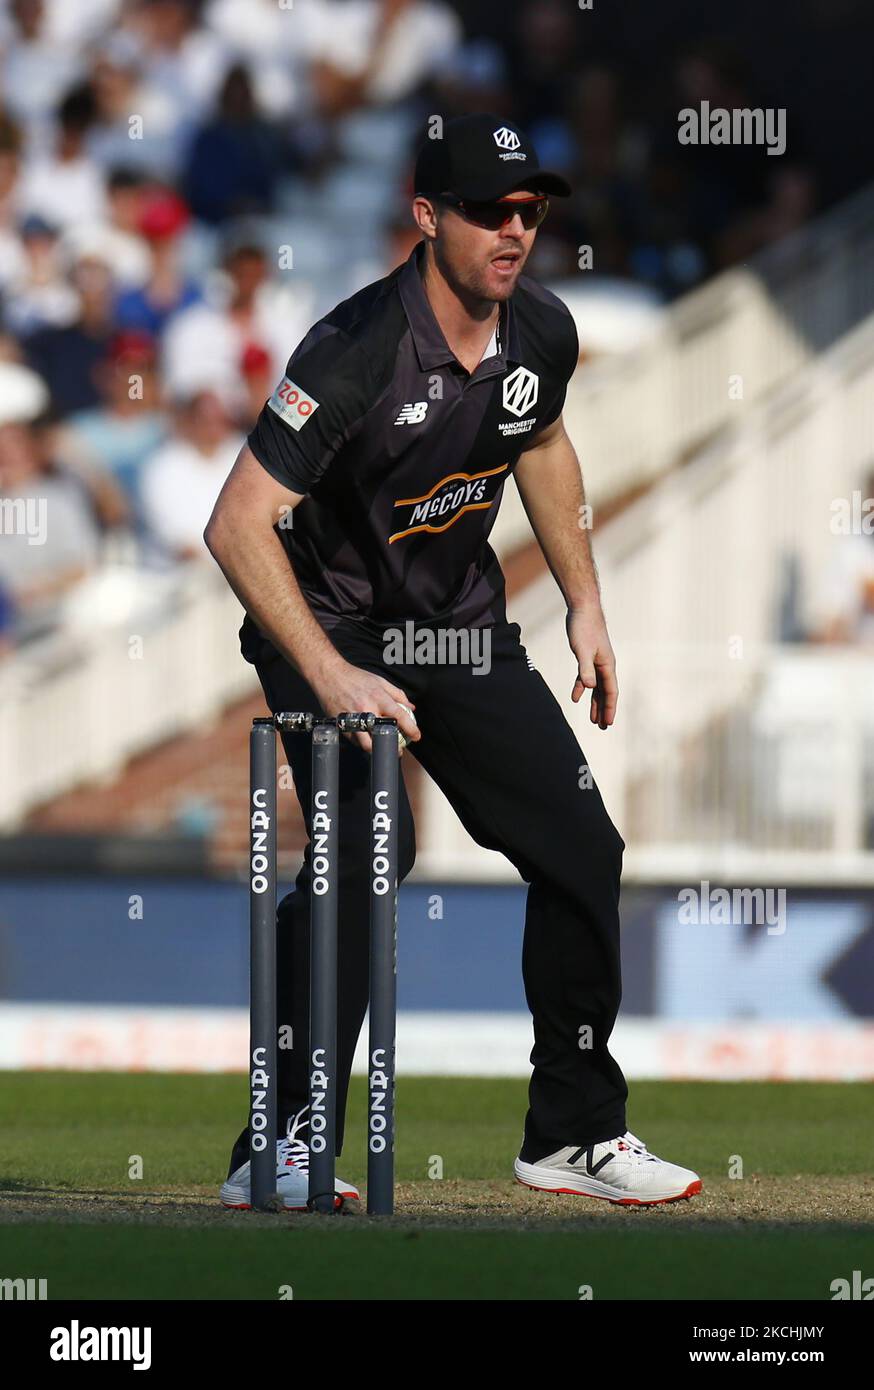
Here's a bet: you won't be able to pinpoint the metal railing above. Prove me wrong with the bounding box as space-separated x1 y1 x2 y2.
492 185 874 554
0 565 256 829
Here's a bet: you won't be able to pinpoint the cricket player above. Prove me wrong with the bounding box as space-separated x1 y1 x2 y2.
206 114 701 1209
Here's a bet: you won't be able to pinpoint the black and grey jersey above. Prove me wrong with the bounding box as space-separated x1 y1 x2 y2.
241 237 578 663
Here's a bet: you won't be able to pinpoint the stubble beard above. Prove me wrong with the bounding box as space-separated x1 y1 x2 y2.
454 253 523 310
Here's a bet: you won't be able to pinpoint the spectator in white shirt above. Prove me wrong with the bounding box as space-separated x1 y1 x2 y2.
87 32 183 179
38 0 123 49
126 0 232 172
2 214 79 335
204 0 301 118
17 83 107 231
0 0 83 154
161 232 315 411
0 363 101 642
140 384 243 561
59 167 152 293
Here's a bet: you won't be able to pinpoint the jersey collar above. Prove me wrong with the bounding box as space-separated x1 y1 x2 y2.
398 239 522 375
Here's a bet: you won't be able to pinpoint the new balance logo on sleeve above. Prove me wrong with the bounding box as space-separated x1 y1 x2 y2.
394 402 429 425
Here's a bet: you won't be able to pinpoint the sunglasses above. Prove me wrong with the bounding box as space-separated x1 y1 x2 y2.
439 192 549 231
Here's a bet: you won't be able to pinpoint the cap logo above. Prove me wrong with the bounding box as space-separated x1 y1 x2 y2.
493 126 526 162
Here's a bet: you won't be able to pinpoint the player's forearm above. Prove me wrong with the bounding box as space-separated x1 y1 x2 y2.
515 436 602 611
204 514 342 682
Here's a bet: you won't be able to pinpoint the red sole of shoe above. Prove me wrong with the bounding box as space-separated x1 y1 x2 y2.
516 1177 703 1206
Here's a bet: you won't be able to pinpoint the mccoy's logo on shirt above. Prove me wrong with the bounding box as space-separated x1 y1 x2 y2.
389 464 508 543
267 376 319 431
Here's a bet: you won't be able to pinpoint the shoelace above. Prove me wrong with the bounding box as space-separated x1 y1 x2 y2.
619 1130 657 1160
277 1106 310 1172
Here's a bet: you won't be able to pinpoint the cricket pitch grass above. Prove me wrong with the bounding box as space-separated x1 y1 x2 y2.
1 1075 871 1300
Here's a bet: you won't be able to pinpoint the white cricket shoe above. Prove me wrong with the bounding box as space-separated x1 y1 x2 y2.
220 1107 359 1211
514 1129 701 1206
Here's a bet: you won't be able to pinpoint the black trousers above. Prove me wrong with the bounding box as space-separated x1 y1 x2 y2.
228 619 628 1177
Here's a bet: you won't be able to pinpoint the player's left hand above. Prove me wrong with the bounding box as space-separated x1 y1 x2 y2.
566 605 618 730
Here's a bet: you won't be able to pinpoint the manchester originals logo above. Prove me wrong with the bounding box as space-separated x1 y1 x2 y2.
493 126 527 162
389 464 508 543
502 365 538 416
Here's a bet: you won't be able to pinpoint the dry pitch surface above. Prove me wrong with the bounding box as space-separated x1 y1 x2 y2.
2 1174 872 1229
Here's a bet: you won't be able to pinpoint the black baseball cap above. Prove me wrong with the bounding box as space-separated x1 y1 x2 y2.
414 113 572 202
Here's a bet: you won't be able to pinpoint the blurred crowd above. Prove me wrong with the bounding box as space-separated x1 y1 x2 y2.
0 0 829 654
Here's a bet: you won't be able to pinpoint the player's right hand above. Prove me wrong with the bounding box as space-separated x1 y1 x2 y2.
311 660 420 754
